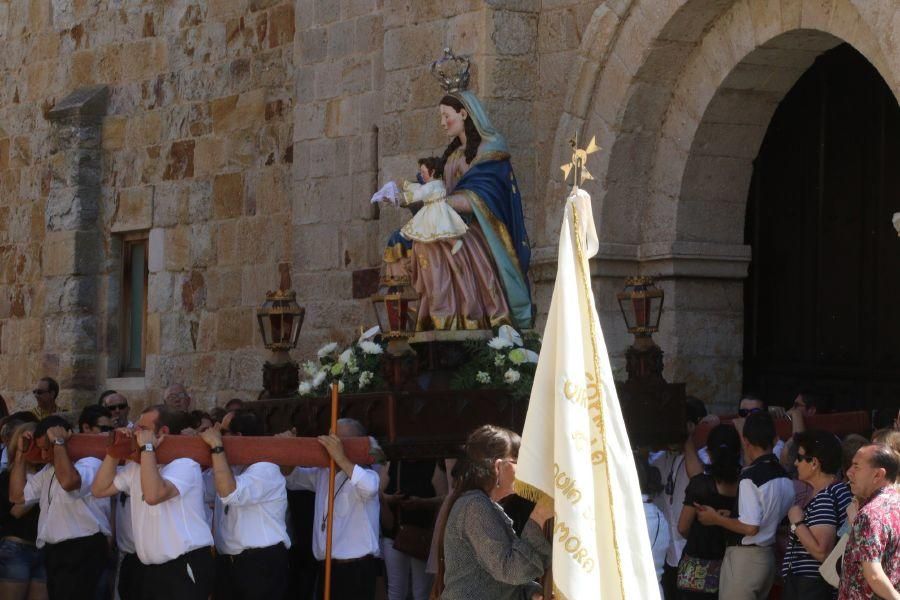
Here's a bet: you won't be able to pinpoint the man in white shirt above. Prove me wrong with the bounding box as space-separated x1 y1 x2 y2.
91 404 214 600
200 410 290 600
285 418 381 600
8 415 111 600
695 411 794 600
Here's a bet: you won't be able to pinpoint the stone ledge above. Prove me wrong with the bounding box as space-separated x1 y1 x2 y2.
530 241 751 282
105 376 147 391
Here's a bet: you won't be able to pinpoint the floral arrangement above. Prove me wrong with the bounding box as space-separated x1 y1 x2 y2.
298 338 387 397
450 325 541 400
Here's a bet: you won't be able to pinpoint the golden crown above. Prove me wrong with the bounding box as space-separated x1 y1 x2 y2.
430 48 470 93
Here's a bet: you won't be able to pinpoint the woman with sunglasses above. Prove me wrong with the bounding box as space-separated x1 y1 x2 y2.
781 430 852 599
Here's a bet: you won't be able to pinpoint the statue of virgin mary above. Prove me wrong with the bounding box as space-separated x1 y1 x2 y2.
380 50 532 333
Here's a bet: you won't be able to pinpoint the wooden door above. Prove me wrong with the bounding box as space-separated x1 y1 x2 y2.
744 44 900 412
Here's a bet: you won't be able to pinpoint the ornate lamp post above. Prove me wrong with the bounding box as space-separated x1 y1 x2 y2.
257 288 305 398
616 276 665 382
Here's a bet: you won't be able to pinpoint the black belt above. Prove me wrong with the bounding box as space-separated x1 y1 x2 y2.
321 554 375 565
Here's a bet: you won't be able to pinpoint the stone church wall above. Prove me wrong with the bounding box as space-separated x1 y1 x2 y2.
1 0 896 414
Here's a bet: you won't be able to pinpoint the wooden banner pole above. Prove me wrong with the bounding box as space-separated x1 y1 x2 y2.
323 381 340 600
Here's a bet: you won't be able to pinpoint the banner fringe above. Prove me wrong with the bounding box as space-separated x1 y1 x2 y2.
513 479 552 505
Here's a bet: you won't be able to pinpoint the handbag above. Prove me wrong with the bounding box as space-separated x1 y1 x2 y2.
819 532 848 588
676 554 722 594
393 523 433 561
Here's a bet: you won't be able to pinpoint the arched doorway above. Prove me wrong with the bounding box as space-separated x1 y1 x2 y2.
743 43 900 411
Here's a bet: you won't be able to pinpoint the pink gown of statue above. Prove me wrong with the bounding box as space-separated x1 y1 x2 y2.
408 149 512 331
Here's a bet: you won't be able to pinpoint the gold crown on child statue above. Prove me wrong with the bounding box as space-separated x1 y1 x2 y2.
430 48 470 93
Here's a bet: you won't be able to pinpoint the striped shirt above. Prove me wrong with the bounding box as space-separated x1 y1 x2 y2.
781 481 852 578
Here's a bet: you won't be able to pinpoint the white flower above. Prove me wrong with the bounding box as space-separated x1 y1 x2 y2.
359 340 384 355
338 380 345 393
348 361 359 374
488 337 513 350
358 325 380 344
498 325 524 347
476 371 491 384
494 354 506 366
359 371 373 388
298 381 313 395
302 361 319 376
312 370 327 387
509 348 539 365
338 348 354 365
504 369 521 384
317 342 338 358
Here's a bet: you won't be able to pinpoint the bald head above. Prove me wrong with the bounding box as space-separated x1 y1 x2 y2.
164 384 191 412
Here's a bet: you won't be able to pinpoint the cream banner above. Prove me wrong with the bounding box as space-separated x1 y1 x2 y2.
514 189 660 599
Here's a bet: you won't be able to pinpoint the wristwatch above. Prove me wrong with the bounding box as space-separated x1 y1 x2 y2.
790 520 803 534
52 438 66 447
210 446 225 455
140 443 155 453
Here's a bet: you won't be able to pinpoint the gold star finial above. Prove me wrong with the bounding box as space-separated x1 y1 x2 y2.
560 133 601 190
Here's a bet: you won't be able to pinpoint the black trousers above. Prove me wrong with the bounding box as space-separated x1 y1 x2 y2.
139 547 214 600
316 556 378 600
782 574 835 600
215 543 289 600
44 532 108 600
118 552 143 600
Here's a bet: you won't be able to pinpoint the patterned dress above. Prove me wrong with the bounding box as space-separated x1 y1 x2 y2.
838 485 900 600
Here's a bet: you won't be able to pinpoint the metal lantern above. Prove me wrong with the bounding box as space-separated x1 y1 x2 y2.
616 276 664 337
370 278 419 354
256 289 305 353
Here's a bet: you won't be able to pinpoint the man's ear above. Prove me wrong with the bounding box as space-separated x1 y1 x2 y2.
159 426 170 436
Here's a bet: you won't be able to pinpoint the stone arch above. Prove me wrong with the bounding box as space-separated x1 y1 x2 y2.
546 0 900 408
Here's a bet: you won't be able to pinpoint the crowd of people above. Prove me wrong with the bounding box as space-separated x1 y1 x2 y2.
0 378 897 600
643 393 900 600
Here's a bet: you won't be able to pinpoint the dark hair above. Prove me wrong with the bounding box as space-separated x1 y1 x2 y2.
795 390 821 411
210 407 228 424
862 444 900 483
705 425 741 483
189 410 212 429
685 396 707 425
841 434 869 475
35 415 72 438
438 95 481 168
142 404 190 434
228 410 263 437
634 455 663 497
224 398 245 411
742 411 776 450
78 405 112 432
3 411 38 427
739 392 766 409
97 390 117 406
40 377 59 399
795 429 842 475
417 156 443 179
872 407 898 431
432 425 520 598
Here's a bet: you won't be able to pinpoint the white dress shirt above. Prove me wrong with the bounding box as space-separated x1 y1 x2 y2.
650 451 688 567
642 495 671 595
115 466 136 554
285 465 380 561
208 462 291 555
23 457 111 547
113 458 214 565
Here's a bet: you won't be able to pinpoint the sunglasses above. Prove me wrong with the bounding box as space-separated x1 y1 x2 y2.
32 389 49 395
106 403 128 411
795 454 815 464
738 407 763 418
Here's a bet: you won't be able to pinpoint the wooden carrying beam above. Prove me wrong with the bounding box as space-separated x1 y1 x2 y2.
22 433 374 468
691 410 871 448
